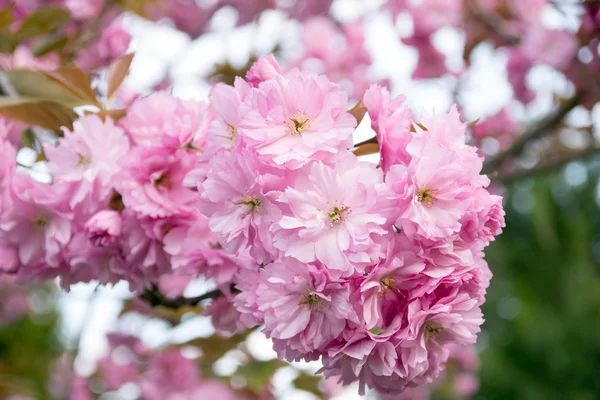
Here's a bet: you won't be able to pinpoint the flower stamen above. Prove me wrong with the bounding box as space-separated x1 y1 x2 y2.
416 188 436 207
327 202 351 225
300 293 324 312
287 111 310 134
424 322 443 341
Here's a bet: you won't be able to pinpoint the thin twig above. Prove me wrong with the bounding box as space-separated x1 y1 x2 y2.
482 94 581 175
141 283 238 309
493 146 600 184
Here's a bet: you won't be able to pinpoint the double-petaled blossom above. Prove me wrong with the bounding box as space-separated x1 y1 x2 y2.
256 258 358 357
363 85 414 173
116 145 198 219
208 78 252 150
386 108 489 244
273 158 391 276
119 91 212 148
45 115 130 209
0 53 504 398
0 176 72 268
196 148 283 263
239 67 356 169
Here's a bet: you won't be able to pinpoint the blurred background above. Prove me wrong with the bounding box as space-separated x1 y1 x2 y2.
1 0 599 399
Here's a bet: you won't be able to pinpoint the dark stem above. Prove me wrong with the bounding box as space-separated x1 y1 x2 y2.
141 283 239 309
492 146 600 184
482 94 581 175
354 136 378 148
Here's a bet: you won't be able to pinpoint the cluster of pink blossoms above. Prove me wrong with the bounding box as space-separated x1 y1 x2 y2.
195 56 504 395
0 88 247 294
0 55 504 396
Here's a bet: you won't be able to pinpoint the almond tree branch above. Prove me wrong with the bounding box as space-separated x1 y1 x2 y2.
492 146 600 184
482 94 581 176
141 283 238 309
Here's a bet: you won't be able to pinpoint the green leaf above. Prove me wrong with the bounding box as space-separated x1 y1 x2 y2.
0 28 13 53
0 96 77 131
293 373 323 398
14 6 71 42
4 69 90 108
234 360 285 392
30 32 69 57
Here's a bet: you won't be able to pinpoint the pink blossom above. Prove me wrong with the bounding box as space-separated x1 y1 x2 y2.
84 210 122 247
0 117 26 147
363 85 414 172
120 91 211 148
45 115 130 209
196 148 282 263
65 0 105 20
239 69 356 169
458 188 505 250
76 16 131 71
257 258 357 356
276 0 333 21
246 54 281 87
204 296 246 335
386 135 484 243
140 349 203 400
233 266 265 328
471 108 519 151
403 34 449 79
208 78 252 150
273 158 391 276
0 176 72 268
506 49 535 103
116 146 198 218
520 27 578 70
397 284 483 387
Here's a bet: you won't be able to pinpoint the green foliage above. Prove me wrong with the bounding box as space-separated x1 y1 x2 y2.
478 167 600 400
0 293 62 400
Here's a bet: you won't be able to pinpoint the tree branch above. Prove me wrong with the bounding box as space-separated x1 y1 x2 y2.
492 146 600 184
482 94 581 175
466 0 521 45
141 283 238 309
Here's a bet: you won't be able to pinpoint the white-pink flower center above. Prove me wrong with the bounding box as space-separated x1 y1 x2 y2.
327 203 351 226
416 188 436 207
300 292 325 312
35 214 51 231
287 111 311 134
239 196 262 213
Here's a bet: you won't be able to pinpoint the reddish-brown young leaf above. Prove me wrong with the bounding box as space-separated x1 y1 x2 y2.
106 53 135 101
85 108 127 122
0 96 77 131
42 65 100 106
348 100 368 127
0 4 14 30
353 142 380 156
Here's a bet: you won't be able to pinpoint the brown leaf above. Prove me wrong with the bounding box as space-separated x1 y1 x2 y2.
0 4 14 30
42 66 99 106
353 142 379 157
0 96 77 131
5 69 89 107
85 108 127 122
348 100 368 127
106 53 135 101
